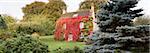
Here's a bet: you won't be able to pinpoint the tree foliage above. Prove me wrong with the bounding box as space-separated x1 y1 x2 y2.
22 1 45 15
21 0 66 35
0 15 7 29
79 0 108 12
84 0 149 53
96 0 143 32
22 0 66 21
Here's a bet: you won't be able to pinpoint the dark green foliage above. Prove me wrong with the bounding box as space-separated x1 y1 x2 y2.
22 1 66 21
116 25 150 51
79 0 107 12
21 1 67 36
15 22 54 35
84 0 149 53
16 24 43 35
85 25 150 53
0 15 7 29
96 0 143 32
0 34 49 53
53 46 84 53
22 1 45 15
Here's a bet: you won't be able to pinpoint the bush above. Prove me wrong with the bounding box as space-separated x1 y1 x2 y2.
0 34 49 53
15 20 54 36
15 23 44 35
0 30 14 40
17 15 55 36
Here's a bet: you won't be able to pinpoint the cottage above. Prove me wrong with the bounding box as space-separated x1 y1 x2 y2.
54 10 94 41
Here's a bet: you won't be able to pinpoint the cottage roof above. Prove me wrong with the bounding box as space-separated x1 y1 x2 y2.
60 9 92 18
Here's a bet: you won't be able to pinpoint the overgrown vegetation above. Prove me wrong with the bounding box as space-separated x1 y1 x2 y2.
0 33 49 53
15 15 55 35
21 0 67 35
0 0 149 53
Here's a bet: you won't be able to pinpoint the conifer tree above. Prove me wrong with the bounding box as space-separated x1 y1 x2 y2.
84 0 149 53
96 0 143 32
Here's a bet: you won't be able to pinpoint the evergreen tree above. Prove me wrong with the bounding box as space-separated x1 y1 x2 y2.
96 0 143 32
84 0 149 53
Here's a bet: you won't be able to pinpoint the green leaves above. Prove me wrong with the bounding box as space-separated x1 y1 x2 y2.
0 35 49 53
0 15 7 29
22 1 46 15
21 1 67 36
79 0 107 12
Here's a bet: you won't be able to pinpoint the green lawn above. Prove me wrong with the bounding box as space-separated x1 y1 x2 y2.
39 36 86 51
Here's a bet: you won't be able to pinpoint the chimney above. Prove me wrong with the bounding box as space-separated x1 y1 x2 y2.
62 8 66 14
91 3 99 31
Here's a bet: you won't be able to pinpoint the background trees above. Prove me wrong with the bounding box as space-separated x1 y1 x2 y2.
20 0 66 35
22 0 66 21
0 15 7 29
79 0 108 12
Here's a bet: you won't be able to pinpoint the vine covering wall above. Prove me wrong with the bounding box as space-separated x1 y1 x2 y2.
55 16 93 41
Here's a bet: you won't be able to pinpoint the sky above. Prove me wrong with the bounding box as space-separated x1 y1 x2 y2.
0 0 150 20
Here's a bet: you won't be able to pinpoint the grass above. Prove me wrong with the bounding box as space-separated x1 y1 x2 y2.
39 35 86 51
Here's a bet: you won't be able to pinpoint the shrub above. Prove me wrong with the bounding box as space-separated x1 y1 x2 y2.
17 15 55 36
15 23 44 35
0 34 49 53
0 31 14 40
15 20 54 36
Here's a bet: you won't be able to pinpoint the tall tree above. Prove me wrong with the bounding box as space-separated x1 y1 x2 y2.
43 0 66 21
79 0 108 12
22 0 66 21
21 0 66 35
85 0 147 53
22 1 46 15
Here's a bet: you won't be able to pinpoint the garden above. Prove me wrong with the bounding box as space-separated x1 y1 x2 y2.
0 0 150 53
